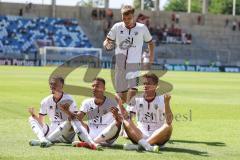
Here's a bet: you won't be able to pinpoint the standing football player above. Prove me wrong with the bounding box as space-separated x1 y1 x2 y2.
103 5 154 103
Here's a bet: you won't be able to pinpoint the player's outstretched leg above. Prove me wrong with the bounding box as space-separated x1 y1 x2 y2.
28 116 51 147
71 120 101 150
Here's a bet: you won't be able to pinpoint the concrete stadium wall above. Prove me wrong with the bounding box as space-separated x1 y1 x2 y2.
1 2 240 66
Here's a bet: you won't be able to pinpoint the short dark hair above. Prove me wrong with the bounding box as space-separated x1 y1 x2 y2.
49 76 64 84
93 77 105 85
143 73 159 85
121 5 135 16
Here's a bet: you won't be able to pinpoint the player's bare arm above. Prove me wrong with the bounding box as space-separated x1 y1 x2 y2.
148 40 154 64
115 94 129 119
164 94 173 125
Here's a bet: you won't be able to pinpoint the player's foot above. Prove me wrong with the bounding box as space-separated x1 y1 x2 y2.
150 145 160 153
123 143 140 151
29 139 41 146
72 141 102 150
40 140 52 148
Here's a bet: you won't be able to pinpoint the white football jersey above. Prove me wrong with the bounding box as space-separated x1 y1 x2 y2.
80 97 118 138
39 93 78 123
127 94 166 133
107 22 152 64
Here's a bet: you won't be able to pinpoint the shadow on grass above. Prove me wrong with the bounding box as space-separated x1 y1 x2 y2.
161 147 208 156
53 143 72 147
105 144 123 150
103 144 161 154
169 140 226 147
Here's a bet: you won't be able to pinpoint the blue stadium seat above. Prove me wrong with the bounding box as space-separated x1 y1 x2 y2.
0 15 92 55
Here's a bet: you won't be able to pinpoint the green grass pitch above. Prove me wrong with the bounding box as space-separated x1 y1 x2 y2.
0 66 239 160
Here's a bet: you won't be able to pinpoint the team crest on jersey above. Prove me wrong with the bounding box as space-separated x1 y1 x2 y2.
49 106 53 109
134 31 138 35
139 103 143 108
154 104 158 110
120 30 123 34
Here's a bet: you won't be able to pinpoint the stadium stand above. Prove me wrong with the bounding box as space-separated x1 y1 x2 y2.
0 15 92 55
0 2 239 70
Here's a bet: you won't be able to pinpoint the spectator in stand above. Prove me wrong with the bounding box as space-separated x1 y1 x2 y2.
232 20 237 31
106 9 114 20
171 13 176 22
102 9 114 36
225 18 229 28
155 25 162 45
99 9 106 20
181 32 187 44
186 34 192 44
25 2 32 13
197 15 202 25
19 8 23 16
136 13 150 27
91 9 98 20
176 14 180 24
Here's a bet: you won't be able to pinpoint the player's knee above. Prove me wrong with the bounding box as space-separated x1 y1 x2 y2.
101 123 120 140
60 121 71 130
165 124 173 134
28 116 35 123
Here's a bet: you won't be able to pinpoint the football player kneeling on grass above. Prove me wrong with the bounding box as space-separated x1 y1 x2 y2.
116 73 173 152
28 76 79 148
71 77 122 150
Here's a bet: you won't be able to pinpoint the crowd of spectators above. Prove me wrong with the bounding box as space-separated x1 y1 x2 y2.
225 18 240 31
149 24 192 45
91 8 114 36
136 13 192 45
